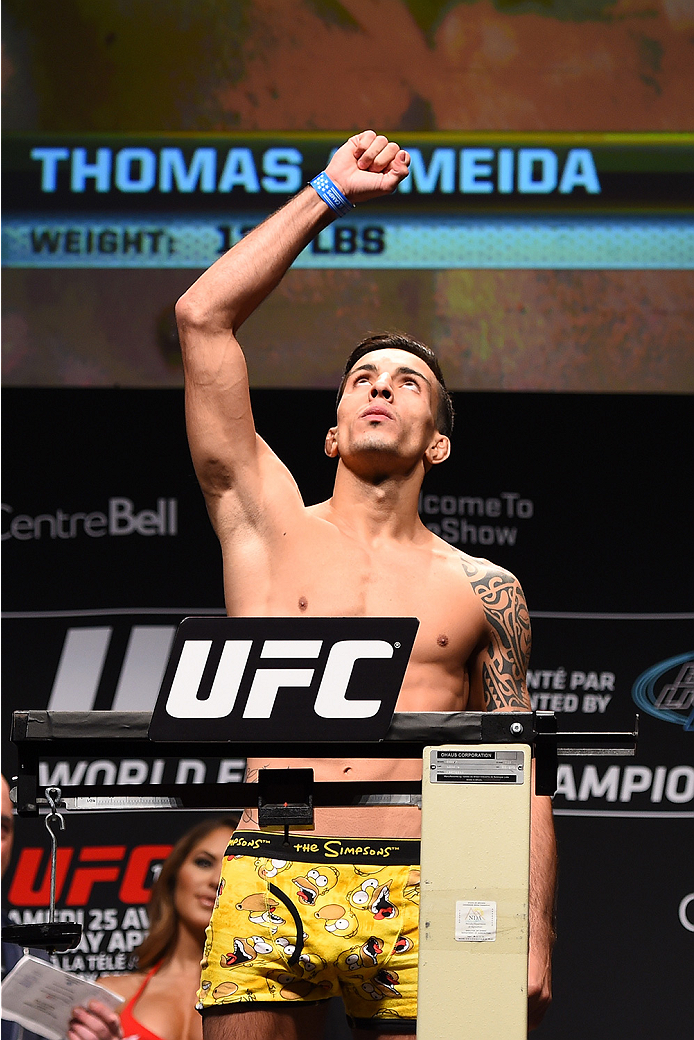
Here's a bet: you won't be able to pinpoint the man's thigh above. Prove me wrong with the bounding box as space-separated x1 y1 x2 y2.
203 1003 329 1040
203 1005 415 1040
353 1032 416 1040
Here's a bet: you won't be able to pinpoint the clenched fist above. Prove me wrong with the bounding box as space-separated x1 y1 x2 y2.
325 130 410 204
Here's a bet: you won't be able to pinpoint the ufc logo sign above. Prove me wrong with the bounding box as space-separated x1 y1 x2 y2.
166 639 391 720
149 617 419 742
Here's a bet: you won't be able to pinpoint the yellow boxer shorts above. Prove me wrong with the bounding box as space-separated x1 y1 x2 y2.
197 830 420 1031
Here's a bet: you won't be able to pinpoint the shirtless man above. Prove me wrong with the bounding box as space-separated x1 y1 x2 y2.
176 130 556 1040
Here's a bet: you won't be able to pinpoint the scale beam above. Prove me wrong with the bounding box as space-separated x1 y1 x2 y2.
11 709 637 815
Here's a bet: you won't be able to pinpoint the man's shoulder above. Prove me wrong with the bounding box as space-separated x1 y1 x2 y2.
454 548 520 588
420 532 522 595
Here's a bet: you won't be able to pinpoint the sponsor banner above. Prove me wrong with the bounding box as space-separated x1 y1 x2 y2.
4 132 693 213
2 497 178 542
3 611 691 804
1 389 226 614
3 388 692 614
419 489 534 550
0 612 236 782
527 618 693 817
4 214 693 270
680 891 694 933
632 652 694 730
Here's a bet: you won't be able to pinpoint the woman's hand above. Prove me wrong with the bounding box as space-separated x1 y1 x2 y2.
67 1001 123 1040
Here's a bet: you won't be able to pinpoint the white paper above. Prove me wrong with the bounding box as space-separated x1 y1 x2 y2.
1 955 124 1040
455 899 497 941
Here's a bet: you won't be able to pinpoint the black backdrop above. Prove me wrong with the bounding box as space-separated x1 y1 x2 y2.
2 388 693 1037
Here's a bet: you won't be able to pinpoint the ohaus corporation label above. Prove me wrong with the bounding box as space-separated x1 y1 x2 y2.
429 749 525 784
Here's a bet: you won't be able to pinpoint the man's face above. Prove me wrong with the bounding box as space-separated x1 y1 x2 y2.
331 348 447 473
1 776 14 878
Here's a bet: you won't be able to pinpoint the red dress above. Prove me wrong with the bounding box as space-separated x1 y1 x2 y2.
119 965 166 1040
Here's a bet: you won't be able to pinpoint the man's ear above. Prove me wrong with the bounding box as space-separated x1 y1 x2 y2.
325 426 339 458
425 434 451 467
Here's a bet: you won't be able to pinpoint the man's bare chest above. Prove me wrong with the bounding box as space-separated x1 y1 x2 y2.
222 520 488 667
283 538 457 614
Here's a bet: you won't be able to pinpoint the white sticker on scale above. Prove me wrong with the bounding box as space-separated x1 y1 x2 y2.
455 900 497 942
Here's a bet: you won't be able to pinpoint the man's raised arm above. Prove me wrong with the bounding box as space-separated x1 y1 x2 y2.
175 131 410 510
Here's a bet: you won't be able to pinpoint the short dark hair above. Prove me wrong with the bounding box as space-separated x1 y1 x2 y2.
337 333 454 437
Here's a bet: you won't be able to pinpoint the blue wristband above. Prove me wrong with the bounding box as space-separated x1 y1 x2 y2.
310 171 354 217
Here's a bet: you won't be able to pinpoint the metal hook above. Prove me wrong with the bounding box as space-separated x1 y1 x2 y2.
44 786 64 924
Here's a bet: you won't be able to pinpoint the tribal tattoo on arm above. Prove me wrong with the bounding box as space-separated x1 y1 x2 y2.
462 557 532 711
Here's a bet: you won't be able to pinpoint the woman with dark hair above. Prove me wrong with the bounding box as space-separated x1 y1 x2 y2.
68 817 236 1040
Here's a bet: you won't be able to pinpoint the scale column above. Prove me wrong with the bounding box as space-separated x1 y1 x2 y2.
417 742 531 1039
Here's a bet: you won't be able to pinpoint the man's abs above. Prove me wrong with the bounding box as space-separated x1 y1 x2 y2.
222 512 485 838
241 755 425 839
